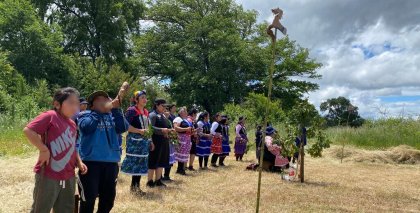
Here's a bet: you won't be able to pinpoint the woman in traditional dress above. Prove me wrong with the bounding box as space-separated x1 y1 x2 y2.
234 116 248 161
187 108 198 171
121 90 152 195
210 113 223 167
173 107 193 175
263 126 289 171
196 111 212 169
219 115 231 166
147 98 174 188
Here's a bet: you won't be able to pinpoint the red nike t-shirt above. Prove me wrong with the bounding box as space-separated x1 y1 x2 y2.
26 110 78 180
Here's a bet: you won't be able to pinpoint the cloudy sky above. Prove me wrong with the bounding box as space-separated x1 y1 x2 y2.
236 0 420 118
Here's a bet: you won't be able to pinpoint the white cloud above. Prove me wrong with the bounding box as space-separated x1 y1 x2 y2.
237 0 420 118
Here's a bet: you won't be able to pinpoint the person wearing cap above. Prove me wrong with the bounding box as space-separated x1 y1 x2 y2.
120 90 152 195
218 115 231 166
234 116 248 161
262 126 289 171
77 90 129 213
147 98 174 187
210 113 223 167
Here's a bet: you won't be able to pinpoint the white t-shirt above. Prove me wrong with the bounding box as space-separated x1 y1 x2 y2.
173 117 183 124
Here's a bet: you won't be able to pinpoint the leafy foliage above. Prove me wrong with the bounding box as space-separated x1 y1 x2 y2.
320 96 365 127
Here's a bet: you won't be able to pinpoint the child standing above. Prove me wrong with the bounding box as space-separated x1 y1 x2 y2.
23 87 87 213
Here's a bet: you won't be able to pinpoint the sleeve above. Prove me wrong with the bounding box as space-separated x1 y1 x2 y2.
173 117 183 124
210 122 218 135
112 109 129 134
235 125 241 137
197 121 204 137
78 111 100 134
125 108 136 124
149 113 164 135
26 111 52 135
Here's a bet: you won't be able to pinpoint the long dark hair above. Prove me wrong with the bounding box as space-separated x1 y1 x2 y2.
198 111 209 122
52 87 80 111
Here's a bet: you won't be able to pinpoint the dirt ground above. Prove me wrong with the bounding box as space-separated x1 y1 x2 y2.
1 145 419 213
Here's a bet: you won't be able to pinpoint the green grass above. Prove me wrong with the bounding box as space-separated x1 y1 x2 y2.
0 126 34 156
0 115 35 156
326 118 420 150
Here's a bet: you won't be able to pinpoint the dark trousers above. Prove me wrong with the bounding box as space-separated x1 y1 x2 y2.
198 156 209 167
78 161 119 213
211 154 219 164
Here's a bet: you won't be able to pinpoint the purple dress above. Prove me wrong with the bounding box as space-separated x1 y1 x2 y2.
234 124 248 155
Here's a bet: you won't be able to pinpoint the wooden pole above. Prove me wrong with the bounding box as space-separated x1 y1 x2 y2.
256 28 277 213
299 125 304 183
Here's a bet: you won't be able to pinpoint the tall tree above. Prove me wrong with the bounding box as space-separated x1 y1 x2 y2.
0 0 72 86
320 96 365 127
133 0 265 113
249 29 322 111
31 0 146 65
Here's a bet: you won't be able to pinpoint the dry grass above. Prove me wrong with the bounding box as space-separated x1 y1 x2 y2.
1 146 420 213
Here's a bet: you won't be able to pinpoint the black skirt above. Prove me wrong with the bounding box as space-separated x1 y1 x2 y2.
148 134 170 169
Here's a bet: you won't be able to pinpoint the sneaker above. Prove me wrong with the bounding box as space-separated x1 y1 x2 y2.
155 179 167 187
146 180 155 188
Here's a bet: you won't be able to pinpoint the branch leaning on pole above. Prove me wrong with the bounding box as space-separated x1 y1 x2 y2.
256 7 287 213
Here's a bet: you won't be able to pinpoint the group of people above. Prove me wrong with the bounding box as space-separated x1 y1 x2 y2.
23 87 251 213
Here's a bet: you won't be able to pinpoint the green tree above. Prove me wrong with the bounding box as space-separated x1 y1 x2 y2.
32 0 146 66
133 0 265 114
0 0 72 86
320 96 365 127
249 33 322 111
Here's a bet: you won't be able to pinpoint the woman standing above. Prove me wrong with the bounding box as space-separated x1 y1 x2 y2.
147 98 174 188
197 111 212 169
173 107 193 175
234 116 248 161
219 115 231 166
210 113 223 167
163 107 176 181
187 108 198 171
196 112 212 169
121 90 152 195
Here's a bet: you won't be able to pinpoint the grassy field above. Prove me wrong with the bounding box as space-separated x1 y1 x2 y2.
0 146 419 213
326 118 420 150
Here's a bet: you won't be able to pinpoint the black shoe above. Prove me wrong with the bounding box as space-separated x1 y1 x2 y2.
146 180 155 188
219 163 226 167
176 170 187 175
162 176 173 182
188 166 196 171
155 179 167 187
211 163 219 167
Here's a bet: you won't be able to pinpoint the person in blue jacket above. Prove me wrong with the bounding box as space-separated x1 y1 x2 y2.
77 90 129 213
